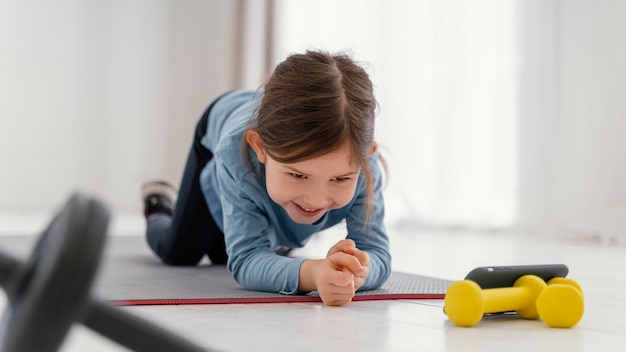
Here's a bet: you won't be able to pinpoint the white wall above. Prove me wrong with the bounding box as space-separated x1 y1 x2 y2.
0 0 241 216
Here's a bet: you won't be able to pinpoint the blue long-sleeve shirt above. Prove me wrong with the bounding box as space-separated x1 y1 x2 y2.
199 89 391 295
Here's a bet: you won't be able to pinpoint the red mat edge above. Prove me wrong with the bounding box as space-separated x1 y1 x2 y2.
110 293 445 306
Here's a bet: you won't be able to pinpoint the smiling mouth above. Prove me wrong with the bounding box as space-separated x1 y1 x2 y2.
298 204 317 212
293 202 324 217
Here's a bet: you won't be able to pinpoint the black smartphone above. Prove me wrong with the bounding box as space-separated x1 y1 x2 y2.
464 264 569 289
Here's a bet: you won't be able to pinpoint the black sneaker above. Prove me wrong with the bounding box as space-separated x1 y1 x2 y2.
141 181 177 217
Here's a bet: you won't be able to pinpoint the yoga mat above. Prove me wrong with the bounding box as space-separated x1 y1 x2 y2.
1 236 452 306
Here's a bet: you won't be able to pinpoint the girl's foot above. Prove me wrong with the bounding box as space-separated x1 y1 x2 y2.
141 181 177 217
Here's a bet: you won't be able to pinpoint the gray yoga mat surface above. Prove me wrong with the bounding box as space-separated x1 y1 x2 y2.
2 236 452 305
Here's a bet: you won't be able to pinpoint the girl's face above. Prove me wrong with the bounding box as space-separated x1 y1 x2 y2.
248 132 362 224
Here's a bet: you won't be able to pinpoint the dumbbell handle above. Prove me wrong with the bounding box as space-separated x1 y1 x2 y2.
0 249 208 352
444 275 547 326
482 285 537 314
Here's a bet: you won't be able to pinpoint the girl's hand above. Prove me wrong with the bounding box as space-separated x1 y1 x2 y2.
298 239 370 306
314 252 360 306
326 239 370 291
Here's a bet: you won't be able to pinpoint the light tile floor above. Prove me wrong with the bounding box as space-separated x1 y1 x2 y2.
1 219 625 351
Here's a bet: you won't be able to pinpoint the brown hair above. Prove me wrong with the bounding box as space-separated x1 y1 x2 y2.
244 50 380 219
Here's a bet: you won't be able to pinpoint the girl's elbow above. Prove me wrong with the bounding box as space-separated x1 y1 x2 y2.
227 257 246 286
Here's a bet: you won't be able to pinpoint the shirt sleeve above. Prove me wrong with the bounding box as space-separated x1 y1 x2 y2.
217 160 305 295
345 154 392 291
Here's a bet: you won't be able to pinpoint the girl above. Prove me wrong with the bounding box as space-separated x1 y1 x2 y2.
142 50 391 306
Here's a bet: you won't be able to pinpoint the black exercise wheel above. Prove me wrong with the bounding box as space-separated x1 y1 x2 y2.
0 193 109 352
0 193 209 352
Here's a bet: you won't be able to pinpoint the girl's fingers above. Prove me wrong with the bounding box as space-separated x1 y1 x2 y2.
328 239 357 256
352 249 370 267
328 252 364 275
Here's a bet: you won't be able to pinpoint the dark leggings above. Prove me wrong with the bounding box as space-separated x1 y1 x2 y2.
146 98 227 265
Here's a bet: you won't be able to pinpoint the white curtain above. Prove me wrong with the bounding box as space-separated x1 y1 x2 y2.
273 0 626 239
518 0 626 240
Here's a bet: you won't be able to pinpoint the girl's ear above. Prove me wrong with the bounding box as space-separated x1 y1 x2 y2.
246 130 267 164
368 141 378 156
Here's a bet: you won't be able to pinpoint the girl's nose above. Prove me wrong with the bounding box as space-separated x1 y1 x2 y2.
302 188 329 209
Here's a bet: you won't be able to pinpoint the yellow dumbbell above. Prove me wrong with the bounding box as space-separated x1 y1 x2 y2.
444 275 546 327
444 275 584 328
536 277 584 328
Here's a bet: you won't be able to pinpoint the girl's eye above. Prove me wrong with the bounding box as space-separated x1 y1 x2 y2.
290 173 306 179
332 177 349 182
